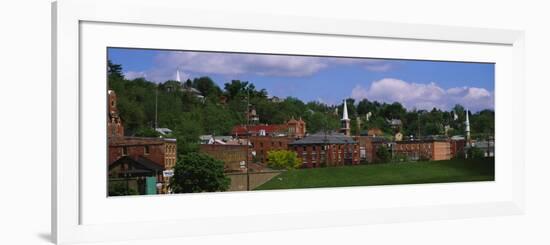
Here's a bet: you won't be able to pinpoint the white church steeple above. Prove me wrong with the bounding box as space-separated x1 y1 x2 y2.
341 99 351 136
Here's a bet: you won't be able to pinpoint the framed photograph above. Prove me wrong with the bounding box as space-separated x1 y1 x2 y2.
52 0 525 244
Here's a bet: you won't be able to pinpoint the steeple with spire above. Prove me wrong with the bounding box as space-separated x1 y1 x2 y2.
341 99 351 136
176 68 181 82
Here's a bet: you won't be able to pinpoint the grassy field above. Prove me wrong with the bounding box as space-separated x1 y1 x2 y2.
255 158 494 190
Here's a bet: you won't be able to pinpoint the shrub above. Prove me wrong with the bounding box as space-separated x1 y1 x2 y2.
467 146 485 159
375 145 391 163
267 150 302 170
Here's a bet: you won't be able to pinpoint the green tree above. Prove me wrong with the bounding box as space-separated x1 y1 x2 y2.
107 60 124 80
170 153 230 193
267 150 302 170
467 146 485 159
192 76 222 99
375 145 391 163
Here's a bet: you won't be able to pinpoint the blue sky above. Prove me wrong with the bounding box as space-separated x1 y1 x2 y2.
108 47 494 111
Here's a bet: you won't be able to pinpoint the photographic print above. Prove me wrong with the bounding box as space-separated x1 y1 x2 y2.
107 48 495 196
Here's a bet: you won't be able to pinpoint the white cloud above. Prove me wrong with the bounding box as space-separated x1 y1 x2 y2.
351 78 493 111
130 52 395 83
156 51 329 78
124 71 147 80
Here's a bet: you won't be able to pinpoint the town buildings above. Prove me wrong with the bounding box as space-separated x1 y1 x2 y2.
231 117 306 138
107 90 177 194
288 101 360 167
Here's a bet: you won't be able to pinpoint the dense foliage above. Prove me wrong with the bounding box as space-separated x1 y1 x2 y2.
266 150 302 170
170 153 230 193
108 61 495 156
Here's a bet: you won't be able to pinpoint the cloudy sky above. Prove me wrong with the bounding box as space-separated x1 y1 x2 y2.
108 47 494 112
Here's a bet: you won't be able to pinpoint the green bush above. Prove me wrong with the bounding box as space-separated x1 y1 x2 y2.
467 146 485 159
267 150 302 170
375 145 391 163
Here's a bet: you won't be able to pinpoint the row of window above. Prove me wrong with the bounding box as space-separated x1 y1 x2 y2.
255 141 285 148
120 144 176 156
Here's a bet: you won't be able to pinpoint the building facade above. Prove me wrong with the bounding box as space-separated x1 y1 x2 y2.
393 140 451 161
107 90 177 194
249 136 294 163
107 90 124 137
199 144 252 172
289 133 360 167
231 118 306 138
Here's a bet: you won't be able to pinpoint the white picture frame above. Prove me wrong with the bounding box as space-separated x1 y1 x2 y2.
52 0 525 244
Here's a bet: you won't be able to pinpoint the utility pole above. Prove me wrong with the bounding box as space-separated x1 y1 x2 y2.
154 84 158 129
246 89 250 191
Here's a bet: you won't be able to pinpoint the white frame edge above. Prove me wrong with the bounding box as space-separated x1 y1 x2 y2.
52 0 525 244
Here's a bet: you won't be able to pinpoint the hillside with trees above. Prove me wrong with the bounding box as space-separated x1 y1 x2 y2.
108 61 495 156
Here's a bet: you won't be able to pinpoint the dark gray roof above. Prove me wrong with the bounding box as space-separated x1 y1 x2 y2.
289 133 356 145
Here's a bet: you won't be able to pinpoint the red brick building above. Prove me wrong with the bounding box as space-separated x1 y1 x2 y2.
249 136 294 163
199 144 252 172
108 137 177 171
358 136 389 163
393 140 451 161
289 133 360 168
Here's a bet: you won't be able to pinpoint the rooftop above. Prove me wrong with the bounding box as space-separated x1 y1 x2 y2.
289 133 356 145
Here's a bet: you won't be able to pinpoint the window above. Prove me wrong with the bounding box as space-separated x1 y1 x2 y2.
122 146 128 156
279 141 282 147
144 146 150 155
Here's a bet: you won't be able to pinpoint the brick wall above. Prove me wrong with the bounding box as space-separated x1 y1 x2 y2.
199 144 251 172
250 136 293 163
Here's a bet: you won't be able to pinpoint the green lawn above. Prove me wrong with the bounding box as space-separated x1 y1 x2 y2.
255 158 494 190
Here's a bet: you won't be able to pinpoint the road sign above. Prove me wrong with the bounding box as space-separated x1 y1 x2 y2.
163 169 174 177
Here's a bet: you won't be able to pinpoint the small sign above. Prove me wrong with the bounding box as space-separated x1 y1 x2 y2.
163 169 174 177
240 161 246 169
